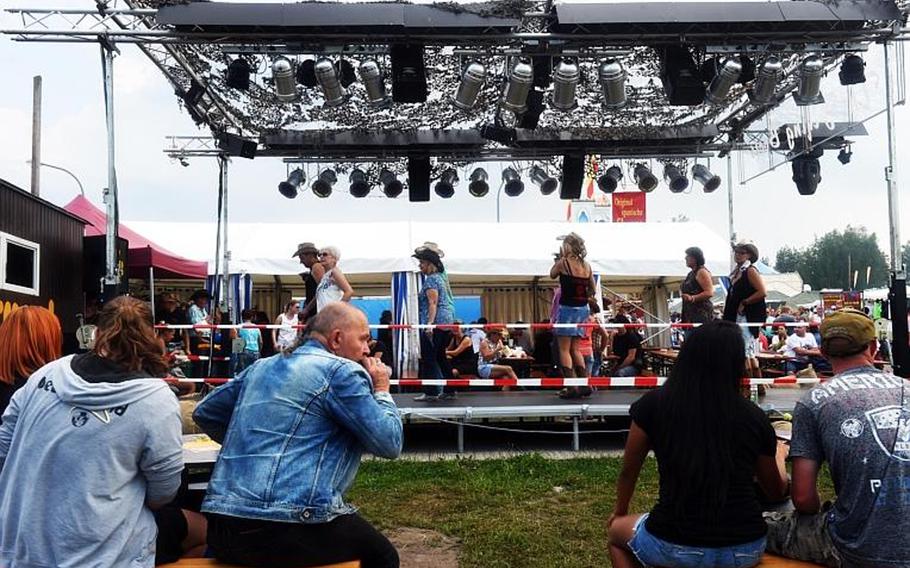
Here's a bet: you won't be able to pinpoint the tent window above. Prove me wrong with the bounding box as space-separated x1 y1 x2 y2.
1 233 40 296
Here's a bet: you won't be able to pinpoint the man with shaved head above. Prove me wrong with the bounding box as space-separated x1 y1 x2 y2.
194 302 402 568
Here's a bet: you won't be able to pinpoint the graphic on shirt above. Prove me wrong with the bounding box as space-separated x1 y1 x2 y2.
840 418 864 439
70 405 129 428
865 405 910 461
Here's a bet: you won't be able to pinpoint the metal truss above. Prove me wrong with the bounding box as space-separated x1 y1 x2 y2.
163 136 222 160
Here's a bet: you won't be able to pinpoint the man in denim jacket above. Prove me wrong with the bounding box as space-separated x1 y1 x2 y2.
194 302 403 568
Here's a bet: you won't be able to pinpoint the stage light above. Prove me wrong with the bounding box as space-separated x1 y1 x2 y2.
529 165 559 195
468 168 489 197
278 168 305 199
705 58 742 105
502 167 525 197
434 168 458 198
838 148 852 165
839 54 866 86
691 164 721 193
315 58 347 107
551 59 579 111
749 56 782 106
634 164 659 192
296 59 318 87
597 165 623 193
663 164 689 193
226 58 251 91
358 59 389 107
500 60 534 114
479 123 517 145
349 169 371 198
379 169 403 198
312 169 337 198
794 56 824 106
272 57 298 102
453 62 486 111
391 44 428 103
792 154 821 195
660 46 705 106
598 59 627 109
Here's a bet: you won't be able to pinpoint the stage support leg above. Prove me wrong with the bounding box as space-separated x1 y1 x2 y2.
572 417 580 452
457 420 465 454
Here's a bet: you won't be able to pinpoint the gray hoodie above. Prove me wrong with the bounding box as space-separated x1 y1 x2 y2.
0 354 183 568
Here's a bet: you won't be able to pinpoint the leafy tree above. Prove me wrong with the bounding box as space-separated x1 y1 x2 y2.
774 247 802 273
773 226 888 290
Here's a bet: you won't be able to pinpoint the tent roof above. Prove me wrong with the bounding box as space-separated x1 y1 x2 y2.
64 196 207 280
127 220 730 285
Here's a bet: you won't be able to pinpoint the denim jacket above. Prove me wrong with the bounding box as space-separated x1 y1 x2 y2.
193 339 402 524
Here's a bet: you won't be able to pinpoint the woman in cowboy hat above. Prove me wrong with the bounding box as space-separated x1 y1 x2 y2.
412 243 457 402
723 242 767 379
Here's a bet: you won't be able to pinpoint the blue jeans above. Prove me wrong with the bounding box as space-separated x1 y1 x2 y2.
419 329 453 396
613 364 639 377
592 354 603 377
232 351 259 377
629 514 765 568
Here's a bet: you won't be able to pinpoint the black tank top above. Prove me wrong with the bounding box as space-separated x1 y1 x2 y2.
559 260 590 307
722 265 767 337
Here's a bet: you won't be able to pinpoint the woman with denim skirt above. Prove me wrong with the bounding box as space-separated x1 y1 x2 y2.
608 320 789 568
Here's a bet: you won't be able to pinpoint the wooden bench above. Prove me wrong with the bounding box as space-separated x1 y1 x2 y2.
163 559 359 568
759 554 822 567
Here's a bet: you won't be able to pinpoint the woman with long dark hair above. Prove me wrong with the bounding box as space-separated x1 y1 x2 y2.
723 242 768 378
608 320 787 568
680 246 715 336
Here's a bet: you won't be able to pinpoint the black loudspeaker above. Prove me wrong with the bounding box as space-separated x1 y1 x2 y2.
390 44 428 103
792 155 822 195
517 90 545 130
216 132 258 159
659 46 705 106
560 155 585 200
408 156 431 202
83 235 129 300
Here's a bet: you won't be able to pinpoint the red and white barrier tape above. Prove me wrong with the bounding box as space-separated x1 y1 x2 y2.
164 376 825 387
156 321 817 331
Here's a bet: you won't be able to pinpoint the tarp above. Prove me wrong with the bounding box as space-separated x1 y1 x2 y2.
64 196 207 279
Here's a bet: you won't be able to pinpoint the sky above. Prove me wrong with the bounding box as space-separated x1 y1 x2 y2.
1 0 910 268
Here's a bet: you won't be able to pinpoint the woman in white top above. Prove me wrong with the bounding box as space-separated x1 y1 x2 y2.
315 246 354 312
272 301 300 352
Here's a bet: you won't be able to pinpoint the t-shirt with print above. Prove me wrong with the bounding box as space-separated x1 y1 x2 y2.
418 273 455 325
790 367 910 568
783 333 818 361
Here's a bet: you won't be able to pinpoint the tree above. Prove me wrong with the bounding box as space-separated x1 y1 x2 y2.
902 242 910 273
774 246 802 273
773 226 888 290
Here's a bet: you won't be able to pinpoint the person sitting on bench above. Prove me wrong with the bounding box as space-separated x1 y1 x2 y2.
193 302 403 568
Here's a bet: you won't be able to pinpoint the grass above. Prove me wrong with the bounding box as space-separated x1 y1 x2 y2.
348 455 834 568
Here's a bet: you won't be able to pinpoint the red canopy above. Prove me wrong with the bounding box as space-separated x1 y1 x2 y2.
64 195 208 280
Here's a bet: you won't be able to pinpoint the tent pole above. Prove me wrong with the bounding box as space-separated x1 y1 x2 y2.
149 266 155 324
219 154 231 321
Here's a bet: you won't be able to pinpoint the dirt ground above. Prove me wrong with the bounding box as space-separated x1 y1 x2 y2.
387 527 460 568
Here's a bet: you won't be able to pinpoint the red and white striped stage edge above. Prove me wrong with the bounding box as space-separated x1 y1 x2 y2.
179 355 230 362
164 376 826 387
155 321 814 331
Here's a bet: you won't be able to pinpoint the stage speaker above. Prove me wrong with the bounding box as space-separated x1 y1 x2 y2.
560 154 585 200
659 46 705 106
391 44 428 103
83 235 129 300
517 89 545 130
216 132 258 159
408 155 431 202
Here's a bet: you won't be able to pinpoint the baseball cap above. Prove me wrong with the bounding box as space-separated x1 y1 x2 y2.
820 308 876 357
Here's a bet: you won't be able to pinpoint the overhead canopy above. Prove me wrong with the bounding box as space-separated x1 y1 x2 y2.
128 220 730 291
64 196 208 280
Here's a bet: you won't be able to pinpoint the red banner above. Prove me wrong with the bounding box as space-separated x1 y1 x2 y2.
612 192 647 222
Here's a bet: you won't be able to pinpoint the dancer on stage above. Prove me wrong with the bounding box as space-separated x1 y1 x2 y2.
680 246 715 337
723 242 767 379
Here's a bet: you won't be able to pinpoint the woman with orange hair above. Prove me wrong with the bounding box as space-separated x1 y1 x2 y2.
0 306 62 417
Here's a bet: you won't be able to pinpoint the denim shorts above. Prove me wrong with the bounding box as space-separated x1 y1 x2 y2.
628 514 766 568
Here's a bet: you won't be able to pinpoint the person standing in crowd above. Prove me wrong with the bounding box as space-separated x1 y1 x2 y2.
680 246 715 338
377 309 393 353
194 303 402 568
608 320 788 568
232 309 262 376
315 246 354 313
765 309 910 568
0 296 206 567
413 243 457 402
550 233 595 399
0 306 62 417
723 242 767 379
446 323 477 378
187 289 213 354
156 292 191 354
273 301 301 353
293 242 325 323
611 314 643 377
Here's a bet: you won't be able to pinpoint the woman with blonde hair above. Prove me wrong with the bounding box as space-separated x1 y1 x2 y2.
0 296 206 567
0 306 62 417
315 245 354 313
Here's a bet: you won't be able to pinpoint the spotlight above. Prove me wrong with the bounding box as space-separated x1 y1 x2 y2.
502 167 525 197
598 59 627 109
390 44 428 103
839 54 866 86
312 169 337 198
338 60 357 88
837 148 852 165
634 164 659 192
434 168 459 198
691 164 721 193
529 165 559 195
793 56 824 106
479 123 517 146
468 168 490 197
379 169 403 198
272 57 298 102
358 59 389 107
792 154 821 195
749 56 782 106
664 164 689 193
278 168 305 199
226 58 251 91
659 46 705 106
551 59 579 111
349 169 371 198
296 59 318 87
500 60 534 114
315 58 347 107
453 62 486 111
705 58 742 105
597 165 623 193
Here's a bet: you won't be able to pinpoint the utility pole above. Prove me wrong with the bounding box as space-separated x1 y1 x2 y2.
30 76 42 196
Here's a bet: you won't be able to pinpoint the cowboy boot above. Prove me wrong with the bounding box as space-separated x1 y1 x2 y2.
574 365 593 397
558 366 579 399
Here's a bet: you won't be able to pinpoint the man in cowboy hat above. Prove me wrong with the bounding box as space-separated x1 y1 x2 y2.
292 242 325 322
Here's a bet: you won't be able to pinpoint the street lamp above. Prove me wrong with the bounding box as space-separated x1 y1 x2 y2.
26 160 84 196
